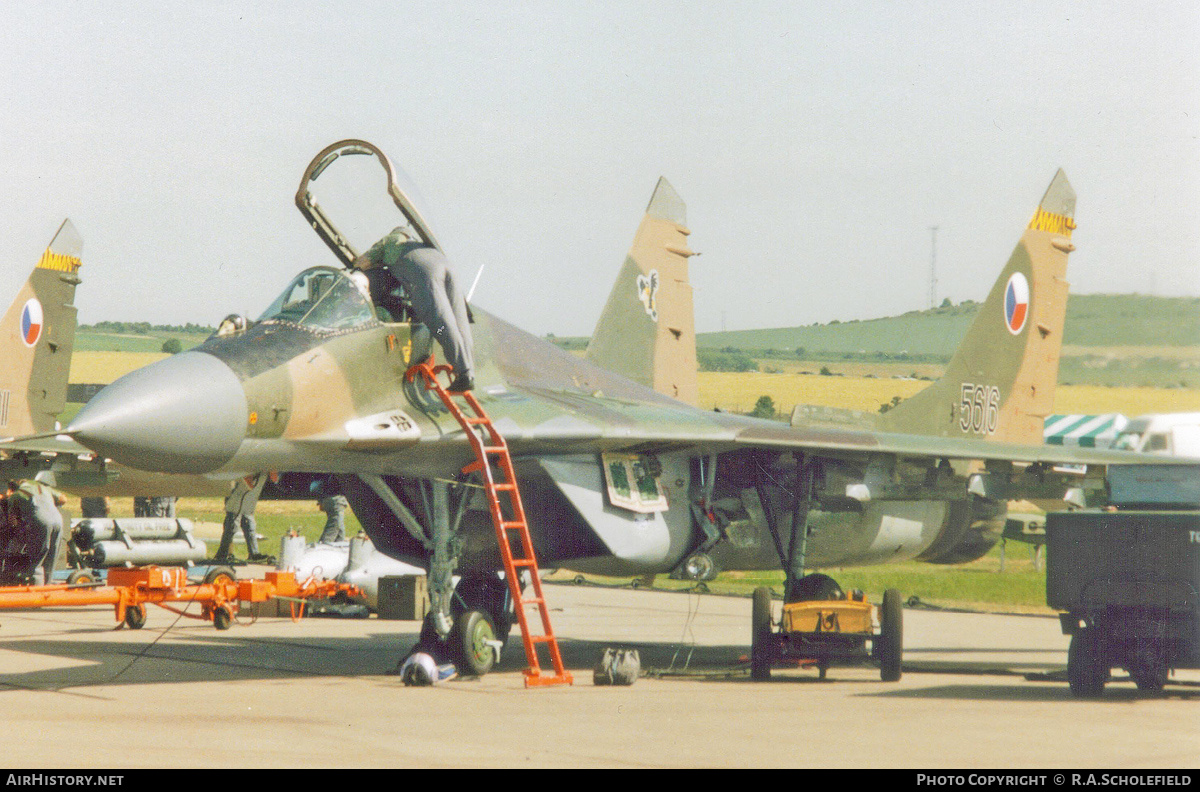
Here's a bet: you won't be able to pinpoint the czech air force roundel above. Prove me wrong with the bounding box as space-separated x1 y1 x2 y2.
20 298 43 347
1003 272 1029 335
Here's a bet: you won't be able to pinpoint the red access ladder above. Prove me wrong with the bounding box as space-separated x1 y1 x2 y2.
407 360 573 688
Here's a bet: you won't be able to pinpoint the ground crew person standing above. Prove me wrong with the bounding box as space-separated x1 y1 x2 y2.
7 479 66 585
215 474 268 563
318 494 349 543
0 488 18 583
353 227 475 391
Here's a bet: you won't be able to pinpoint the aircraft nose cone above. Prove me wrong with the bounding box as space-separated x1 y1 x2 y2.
68 351 248 474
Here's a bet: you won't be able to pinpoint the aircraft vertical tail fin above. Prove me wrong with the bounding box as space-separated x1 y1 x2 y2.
0 220 82 436
585 177 699 404
880 170 1076 443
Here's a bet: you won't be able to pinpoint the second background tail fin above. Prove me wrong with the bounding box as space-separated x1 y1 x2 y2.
879 170 1076 444
0 219 82 436
585 178 699 404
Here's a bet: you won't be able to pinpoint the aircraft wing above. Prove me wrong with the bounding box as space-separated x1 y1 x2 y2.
725 417 1196 467
496 386 1196 468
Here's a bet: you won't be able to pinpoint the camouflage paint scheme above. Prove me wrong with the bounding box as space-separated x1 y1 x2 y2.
63 150 1187 586
0 220 80 438
878 170 1076 445
586 177 699 406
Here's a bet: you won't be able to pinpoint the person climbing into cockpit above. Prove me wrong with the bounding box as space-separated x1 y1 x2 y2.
353 227 475 391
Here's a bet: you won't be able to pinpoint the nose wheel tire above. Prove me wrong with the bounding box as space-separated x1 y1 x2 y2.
452 575 515 645
453 610 498 677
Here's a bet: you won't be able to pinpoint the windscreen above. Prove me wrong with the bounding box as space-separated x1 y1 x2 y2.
258 267 375 331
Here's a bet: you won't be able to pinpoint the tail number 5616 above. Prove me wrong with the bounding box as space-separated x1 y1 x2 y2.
959 383 1000 435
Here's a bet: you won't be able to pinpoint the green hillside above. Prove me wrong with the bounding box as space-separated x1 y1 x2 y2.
76 325 213 353
697 294 1200 355
1060 294 1200 346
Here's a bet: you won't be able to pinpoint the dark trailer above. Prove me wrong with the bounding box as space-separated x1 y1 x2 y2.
1047 463 1200 697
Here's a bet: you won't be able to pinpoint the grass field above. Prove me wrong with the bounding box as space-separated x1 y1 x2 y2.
70 351 168 383
95 496 362 559
550 541 1050 611
690 294 1200 388
75 329 211 354
698 369 1199 417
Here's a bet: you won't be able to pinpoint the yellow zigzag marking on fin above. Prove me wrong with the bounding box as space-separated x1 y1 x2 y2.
37 249 82 272
1027 209 1076 237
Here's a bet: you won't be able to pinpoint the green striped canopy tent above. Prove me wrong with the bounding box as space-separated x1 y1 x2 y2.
1043 413 1129 448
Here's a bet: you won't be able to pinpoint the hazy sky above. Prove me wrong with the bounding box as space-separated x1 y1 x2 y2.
1 2 1196 336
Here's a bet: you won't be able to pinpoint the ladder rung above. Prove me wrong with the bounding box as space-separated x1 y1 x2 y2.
406 359 572 686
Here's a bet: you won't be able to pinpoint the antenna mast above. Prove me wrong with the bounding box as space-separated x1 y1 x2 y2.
928 226 939 309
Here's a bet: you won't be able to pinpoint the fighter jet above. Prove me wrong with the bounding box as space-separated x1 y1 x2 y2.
56 141 1181 676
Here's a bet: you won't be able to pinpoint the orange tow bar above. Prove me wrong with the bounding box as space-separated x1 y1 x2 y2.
0 567 362 630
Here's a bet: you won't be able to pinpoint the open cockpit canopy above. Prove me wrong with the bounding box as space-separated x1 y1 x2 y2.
296 139 442 268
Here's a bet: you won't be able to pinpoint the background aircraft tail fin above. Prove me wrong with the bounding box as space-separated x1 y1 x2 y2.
880 170 1076 444
0 220 82 436
585 177 699 404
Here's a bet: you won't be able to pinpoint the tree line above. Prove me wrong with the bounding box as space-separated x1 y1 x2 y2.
83 321 216 334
